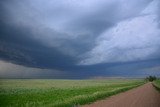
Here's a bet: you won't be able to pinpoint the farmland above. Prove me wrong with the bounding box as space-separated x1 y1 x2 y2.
0 79 144 107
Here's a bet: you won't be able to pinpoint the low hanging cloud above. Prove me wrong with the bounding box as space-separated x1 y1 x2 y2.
0 61 67 78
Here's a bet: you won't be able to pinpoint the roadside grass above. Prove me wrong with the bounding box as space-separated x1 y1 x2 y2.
0 79 144 107
153 79 160 91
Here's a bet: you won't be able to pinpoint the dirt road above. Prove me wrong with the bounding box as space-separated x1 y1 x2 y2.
83 82 160 107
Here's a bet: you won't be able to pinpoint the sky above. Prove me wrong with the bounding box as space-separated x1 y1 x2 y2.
0 0 160 79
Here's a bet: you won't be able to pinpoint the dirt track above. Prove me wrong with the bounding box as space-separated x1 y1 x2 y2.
83 82 160 107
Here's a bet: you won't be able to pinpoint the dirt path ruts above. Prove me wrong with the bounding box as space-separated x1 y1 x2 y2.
83 82 160 107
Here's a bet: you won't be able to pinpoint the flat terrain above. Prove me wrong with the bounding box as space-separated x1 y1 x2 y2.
0 79 143 107
83 82 160 107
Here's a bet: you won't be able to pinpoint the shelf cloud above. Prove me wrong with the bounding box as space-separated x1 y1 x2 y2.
0 0 160 78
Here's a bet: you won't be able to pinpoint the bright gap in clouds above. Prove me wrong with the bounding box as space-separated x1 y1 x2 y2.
79 10 160 65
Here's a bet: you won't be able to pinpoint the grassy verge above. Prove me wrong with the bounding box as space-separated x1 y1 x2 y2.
52 83 143 107
153 80 160 91
0 79 144 107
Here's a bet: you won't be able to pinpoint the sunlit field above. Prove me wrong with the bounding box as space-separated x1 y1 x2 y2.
0 79 144 107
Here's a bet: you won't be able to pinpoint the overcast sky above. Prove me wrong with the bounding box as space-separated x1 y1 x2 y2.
0 0 160 78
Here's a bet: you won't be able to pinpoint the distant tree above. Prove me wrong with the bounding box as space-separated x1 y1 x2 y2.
145 76 157 82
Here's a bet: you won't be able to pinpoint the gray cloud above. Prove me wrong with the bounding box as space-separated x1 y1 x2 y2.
0 23 77 69
1 0 153 57
0 0 160 78
0 61 68 78
79 0 160 65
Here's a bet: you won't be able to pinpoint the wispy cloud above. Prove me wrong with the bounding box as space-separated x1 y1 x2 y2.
80 14 160 65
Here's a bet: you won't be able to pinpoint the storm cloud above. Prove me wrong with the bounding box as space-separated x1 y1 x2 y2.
0 0 160 78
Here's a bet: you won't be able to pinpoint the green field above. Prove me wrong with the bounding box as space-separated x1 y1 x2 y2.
0 79 144 107
153 79 160 90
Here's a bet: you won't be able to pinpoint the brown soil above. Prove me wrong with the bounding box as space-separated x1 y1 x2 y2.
83 82 160 107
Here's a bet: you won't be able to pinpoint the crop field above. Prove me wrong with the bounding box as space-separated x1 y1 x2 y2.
0 79 144 107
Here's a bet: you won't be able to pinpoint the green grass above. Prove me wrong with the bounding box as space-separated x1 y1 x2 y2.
0 79 145 107
153 79 160 91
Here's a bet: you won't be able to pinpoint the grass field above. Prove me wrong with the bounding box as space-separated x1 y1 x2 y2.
153 79 160 91
0 79 144 107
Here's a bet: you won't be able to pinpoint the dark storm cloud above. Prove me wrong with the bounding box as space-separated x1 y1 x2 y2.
0 21 76 69
66 0 151 35
0 0 160 78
